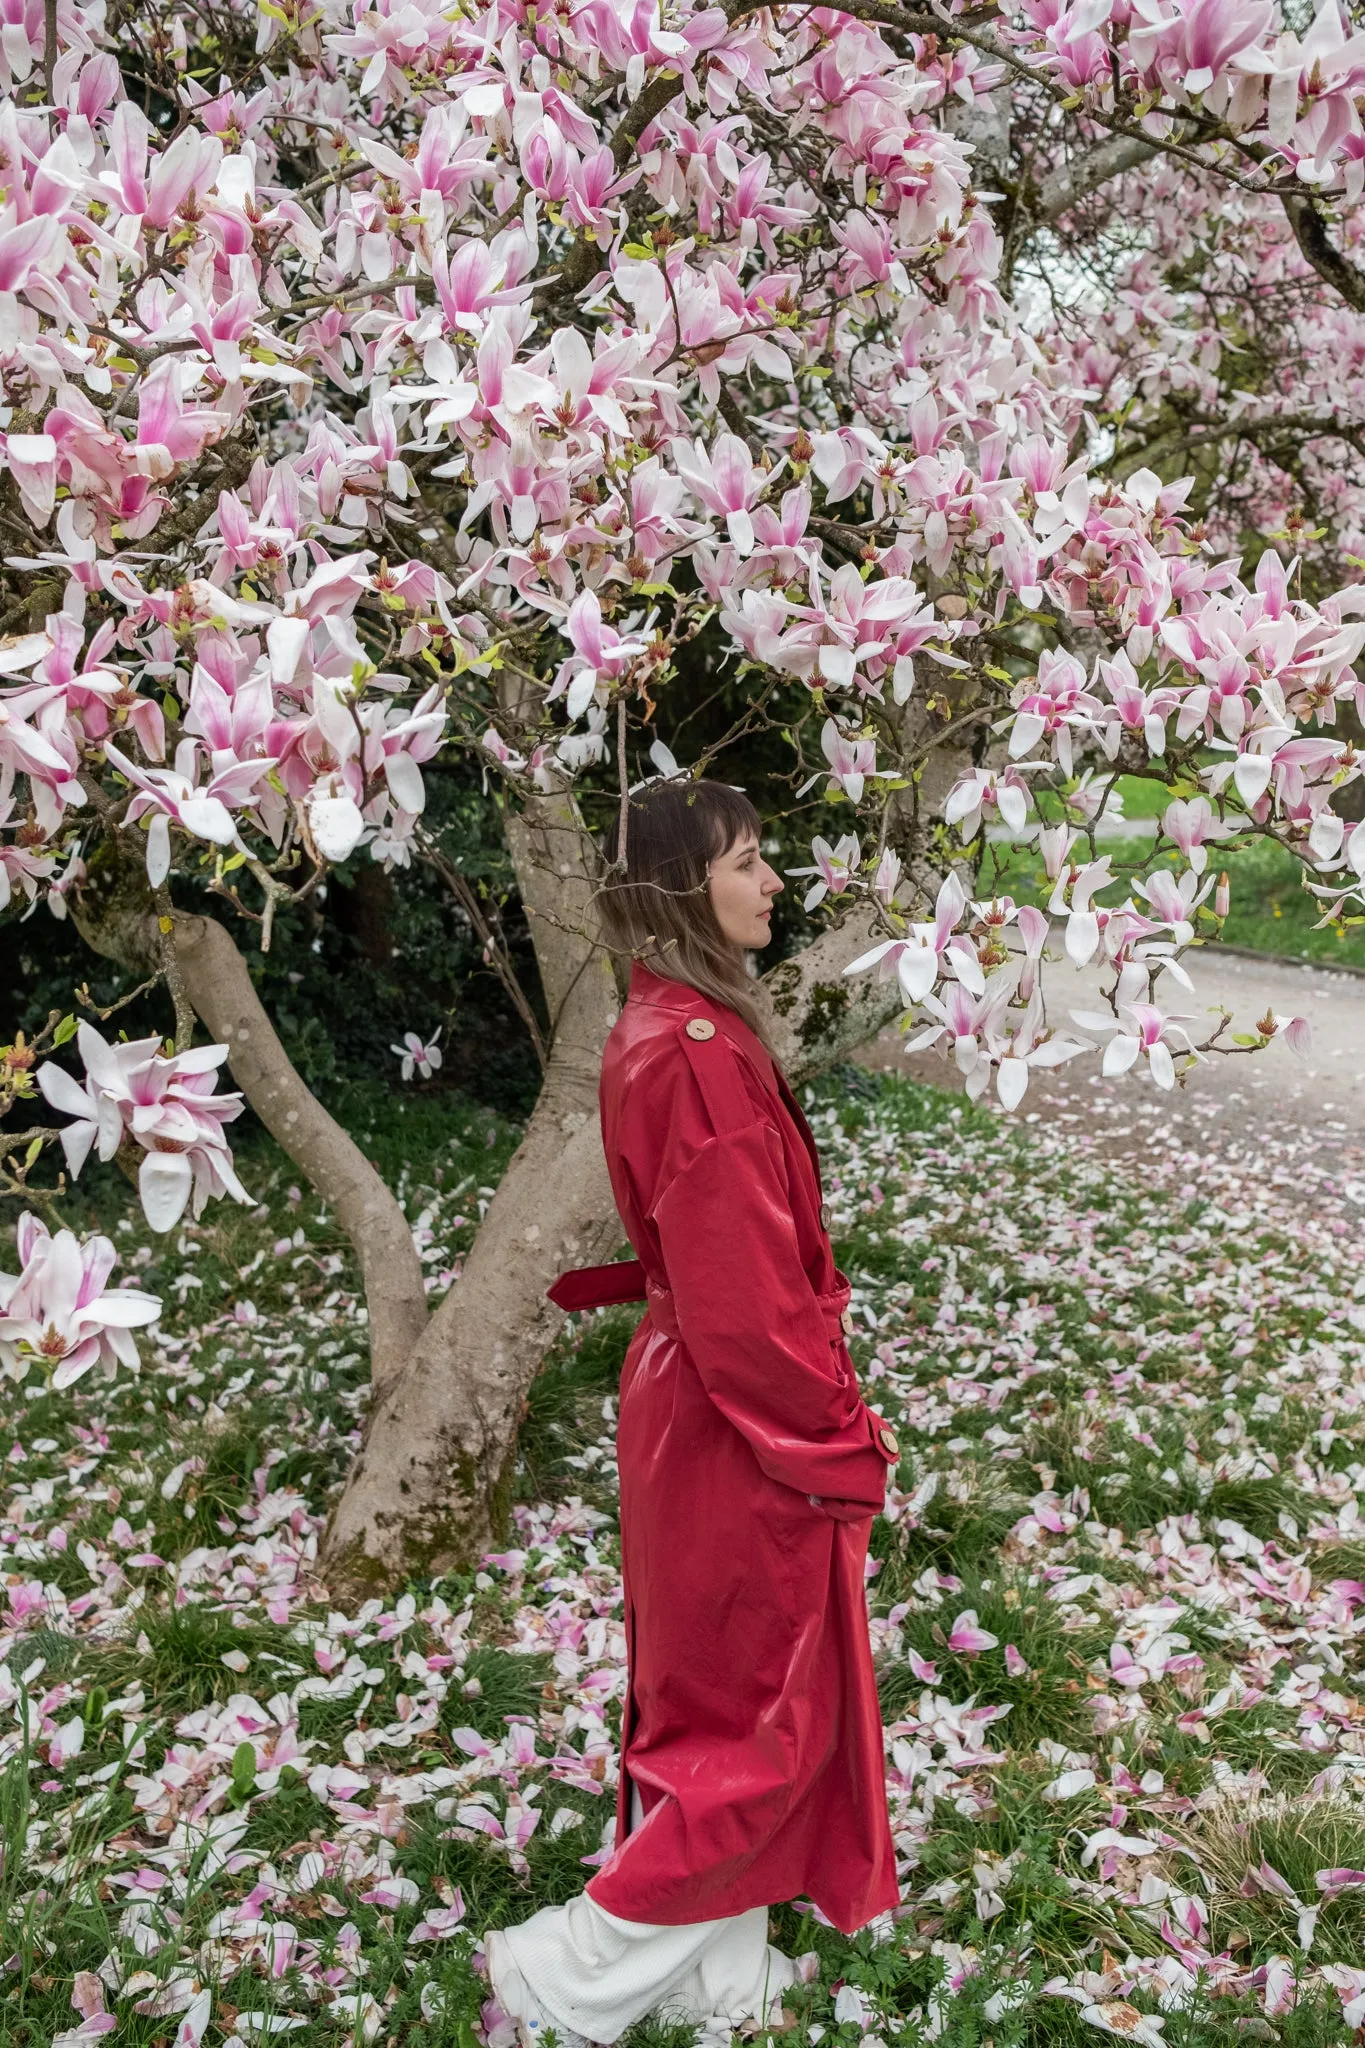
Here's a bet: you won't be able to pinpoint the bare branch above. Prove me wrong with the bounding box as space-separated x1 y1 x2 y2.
1281 192 1365 314
1037 134 1158 221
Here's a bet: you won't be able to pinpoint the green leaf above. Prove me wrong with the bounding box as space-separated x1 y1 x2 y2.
24 1136 43 1168
52 1013 78 1047
231 1740 257 1803
83 1685 108 1728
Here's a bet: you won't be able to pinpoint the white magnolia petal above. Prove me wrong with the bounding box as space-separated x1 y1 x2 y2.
138 1151 194 1233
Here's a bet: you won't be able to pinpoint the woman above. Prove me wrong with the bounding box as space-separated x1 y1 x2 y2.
485 778 901 2048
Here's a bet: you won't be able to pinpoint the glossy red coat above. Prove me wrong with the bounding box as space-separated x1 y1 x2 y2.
573 960 899 1933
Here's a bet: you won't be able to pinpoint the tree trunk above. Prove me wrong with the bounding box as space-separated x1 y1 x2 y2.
318 779 625 1595
173 913 429 1394
68 839 429 1396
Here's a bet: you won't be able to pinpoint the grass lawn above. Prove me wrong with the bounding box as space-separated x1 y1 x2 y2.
3 1073 1365 2046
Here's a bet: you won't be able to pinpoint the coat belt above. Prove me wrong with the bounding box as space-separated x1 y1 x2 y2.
546 1260 856 1338
646 1277 854 1341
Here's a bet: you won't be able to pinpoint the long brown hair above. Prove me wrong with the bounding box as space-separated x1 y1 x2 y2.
596 777 781 1057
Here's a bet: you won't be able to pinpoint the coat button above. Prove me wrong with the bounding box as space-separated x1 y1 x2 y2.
840 1307 855 1334
819 1203 829 1232
685 1017 716 1040
878 1425 900 1458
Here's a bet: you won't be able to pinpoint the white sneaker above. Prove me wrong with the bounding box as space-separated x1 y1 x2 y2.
485 1929 593 2048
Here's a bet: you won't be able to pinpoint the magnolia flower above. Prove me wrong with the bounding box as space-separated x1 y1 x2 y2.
1038 823 1080 879
1267 1012 1313 1057
0 1213 160 1389
815 716 885 806
550 590 651 722
1080 2002 1166 2048
944 764 1041 842
1049 857 1118 966
1072 989 1198 1090
785 833 861 911
947 1609 999 1654
1132 865 1214 946
843 871 976 1004
392 1030 443 1081
870 846 903 908
1162 796 1231 874
37 1022 250 1232
672 433 775 557
307 786 367 863
105 738 267 885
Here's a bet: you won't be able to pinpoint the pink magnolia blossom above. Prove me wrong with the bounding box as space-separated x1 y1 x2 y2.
815 716 886 805
549 591 651 723
1072 979 1199 1090
1162 796 1233 873
672 434 775 558
944 765 1041 842
785 832 862 912
392 1031 443 1081
37 1022 250 1232
947 1610 1000 1655
0 1213 160 1390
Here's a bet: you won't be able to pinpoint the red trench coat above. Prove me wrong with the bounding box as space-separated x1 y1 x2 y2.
548 960 900 1934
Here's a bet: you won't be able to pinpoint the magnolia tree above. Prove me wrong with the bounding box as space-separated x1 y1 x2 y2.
1 0 1363 1593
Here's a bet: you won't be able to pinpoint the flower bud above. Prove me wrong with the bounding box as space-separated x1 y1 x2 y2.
1215 870 1230 919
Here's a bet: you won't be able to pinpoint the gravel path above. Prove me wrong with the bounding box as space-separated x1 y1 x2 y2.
852 945 1365 1200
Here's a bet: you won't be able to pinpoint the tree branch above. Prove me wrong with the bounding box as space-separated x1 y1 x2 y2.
1037 134 1158 221
1281 193 1365 314
173 912 430 1395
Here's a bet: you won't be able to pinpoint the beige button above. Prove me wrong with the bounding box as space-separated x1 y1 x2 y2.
819 1202 829 1232
685 1017 716 1041
878 1425 900 1458
840 1307 855 1334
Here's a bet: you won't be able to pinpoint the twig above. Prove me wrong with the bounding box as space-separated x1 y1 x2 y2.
417 831 549 1072
614 690 630 874
43 0 57 132
75 972 163 1022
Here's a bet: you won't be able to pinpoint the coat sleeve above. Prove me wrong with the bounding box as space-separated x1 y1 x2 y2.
645 1028 894 1508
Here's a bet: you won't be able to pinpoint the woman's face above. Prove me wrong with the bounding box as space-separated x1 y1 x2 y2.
707 829 785 951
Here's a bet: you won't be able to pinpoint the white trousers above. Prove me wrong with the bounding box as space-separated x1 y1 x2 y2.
489 1789 799 2045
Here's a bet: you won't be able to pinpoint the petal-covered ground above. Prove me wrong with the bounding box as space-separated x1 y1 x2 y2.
4 1070 1365 2048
